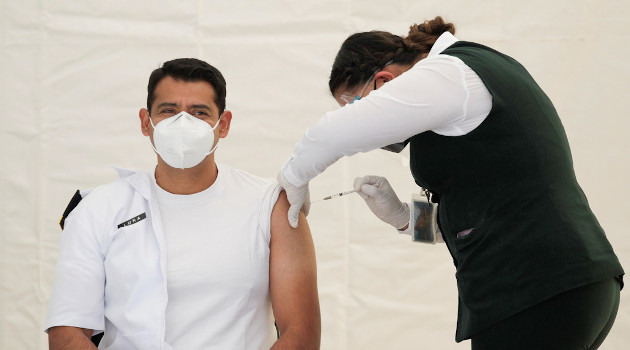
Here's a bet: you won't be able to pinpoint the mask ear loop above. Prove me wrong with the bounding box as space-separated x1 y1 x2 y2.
204 112 223 155
148 115 161 156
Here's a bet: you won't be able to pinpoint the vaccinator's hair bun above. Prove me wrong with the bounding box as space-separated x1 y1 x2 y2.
403 16 455 54
408 16 456 36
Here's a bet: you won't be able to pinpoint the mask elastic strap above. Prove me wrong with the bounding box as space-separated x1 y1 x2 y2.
204 112 223 155
148 116 164 157
210 112 223 131
205 140 220 156
148 114 172 157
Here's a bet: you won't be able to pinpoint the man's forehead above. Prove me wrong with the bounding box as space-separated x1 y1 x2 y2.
153 77 217 109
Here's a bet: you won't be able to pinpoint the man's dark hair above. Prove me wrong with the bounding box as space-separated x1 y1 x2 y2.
147 58 227 114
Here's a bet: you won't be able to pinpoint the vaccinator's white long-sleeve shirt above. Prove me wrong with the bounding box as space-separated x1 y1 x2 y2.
281 32 492 187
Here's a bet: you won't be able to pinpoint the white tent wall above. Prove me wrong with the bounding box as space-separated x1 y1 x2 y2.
1 0 628 349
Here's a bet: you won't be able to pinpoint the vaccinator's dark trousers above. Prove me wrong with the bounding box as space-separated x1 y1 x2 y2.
471 278 621 350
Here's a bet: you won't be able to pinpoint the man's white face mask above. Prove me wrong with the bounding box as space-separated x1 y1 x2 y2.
150 111 221 169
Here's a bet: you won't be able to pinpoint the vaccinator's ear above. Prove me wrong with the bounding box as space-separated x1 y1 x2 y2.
374 71 396 85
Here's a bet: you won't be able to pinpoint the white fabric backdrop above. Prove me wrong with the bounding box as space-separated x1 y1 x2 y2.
1 0 629 349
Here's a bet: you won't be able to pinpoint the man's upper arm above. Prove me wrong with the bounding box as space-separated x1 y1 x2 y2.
46 209 106 333
48 326 97 350
269 191 320 349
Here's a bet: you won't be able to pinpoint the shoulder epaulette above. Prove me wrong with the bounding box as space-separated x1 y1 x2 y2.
59 190 83 230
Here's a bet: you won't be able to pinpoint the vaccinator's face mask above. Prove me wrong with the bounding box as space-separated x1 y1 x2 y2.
150 111 222 169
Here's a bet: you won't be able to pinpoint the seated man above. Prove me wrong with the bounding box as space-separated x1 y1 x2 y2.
45 58 320 349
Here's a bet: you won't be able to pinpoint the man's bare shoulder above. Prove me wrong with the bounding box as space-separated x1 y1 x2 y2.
270 190 311 232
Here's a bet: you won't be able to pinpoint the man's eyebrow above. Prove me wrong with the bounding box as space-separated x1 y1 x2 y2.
155 102 212 111
190 104 211 110
156 102 178 109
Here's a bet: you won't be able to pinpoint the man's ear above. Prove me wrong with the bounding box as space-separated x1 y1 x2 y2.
139 108 151 136
218 110 232 138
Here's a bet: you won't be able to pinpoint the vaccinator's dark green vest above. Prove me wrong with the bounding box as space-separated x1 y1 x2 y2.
409 41 624 342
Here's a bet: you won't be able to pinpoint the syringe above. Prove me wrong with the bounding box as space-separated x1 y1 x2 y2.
312 189 357 203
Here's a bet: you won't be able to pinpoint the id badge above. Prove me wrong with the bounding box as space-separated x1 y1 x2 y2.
412 192 439 244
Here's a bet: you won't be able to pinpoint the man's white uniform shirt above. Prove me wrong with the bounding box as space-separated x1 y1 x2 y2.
46 164 281 349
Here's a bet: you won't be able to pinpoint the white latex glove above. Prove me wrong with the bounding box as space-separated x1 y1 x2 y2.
354 175 410 230
277 171 311 228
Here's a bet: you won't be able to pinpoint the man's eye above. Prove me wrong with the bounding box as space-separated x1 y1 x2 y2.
160 109 176 114
193 111 209 116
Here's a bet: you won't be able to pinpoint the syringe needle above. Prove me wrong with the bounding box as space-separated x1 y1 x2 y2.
313 189 357 203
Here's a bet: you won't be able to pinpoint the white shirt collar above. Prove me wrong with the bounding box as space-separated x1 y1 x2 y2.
427 32 459 58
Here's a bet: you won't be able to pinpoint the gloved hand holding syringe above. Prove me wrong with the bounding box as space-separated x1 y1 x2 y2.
311 177 440 242
312 176 409 230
